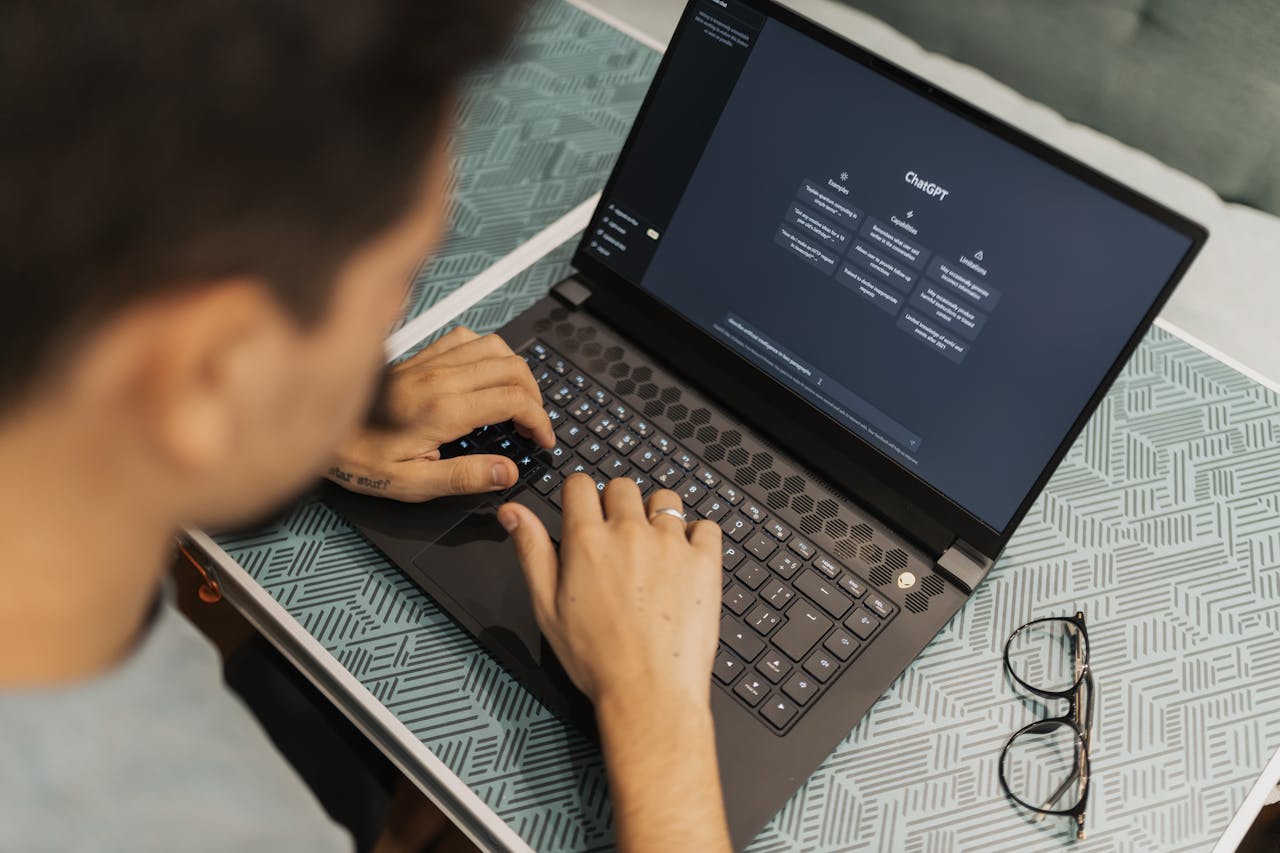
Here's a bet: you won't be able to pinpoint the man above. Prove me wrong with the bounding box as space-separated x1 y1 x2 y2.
0 1 730 851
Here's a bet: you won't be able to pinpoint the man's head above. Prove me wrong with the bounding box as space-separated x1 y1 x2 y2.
0 0 524 528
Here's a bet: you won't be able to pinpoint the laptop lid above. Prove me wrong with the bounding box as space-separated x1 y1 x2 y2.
571 0 1206 561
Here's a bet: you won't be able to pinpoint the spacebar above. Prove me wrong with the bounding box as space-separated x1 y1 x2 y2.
510 489 563 544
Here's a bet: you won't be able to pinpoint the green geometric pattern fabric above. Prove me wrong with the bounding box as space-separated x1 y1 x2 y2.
212 3 1280 850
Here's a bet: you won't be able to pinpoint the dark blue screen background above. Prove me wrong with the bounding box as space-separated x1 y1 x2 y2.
606 16 1191 529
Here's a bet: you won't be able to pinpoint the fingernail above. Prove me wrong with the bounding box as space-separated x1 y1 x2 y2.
497 509 519 532
492 462 512 486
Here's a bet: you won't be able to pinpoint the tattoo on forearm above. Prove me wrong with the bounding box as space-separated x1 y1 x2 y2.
328 466 390 491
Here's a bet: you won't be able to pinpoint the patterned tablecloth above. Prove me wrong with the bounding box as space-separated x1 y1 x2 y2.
214 3 1280 850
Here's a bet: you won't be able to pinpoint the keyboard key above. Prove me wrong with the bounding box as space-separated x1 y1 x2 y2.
756 651 791 683
608 402 631 421
532 469 561 496
672 449 698 471
495 436 519 457
742 501 768 523
773 601 832 661
866 592 896 620
747 604 780 635
630 473 653 494
721 514 751 542
630 447 661 473
713 651 743 684
568 371 588 389
717 484 744 505
764 519 791 542
569 398 596 421
695 467 720 488
609 431 639 455
548 357 570 375
544 445 573 468
734 673 767 707
745 532 778 560
653 463 682 487
803 650 838 683
767 552 803 580
720 616 764 661
760 695 798 729
528 342 550 360
588 387 611 406
721 542 746 571
783 671 820 704
545 406 564 426
696 494 731 523
845 608 880 640
550 384 576 405
788 538 816 559
678 480 706 506
650 434 674 454
795 572 852 619
564 460 590 478
556 422 587 447
722 584 753 616
587 413 619 437
578 438 608 464
762 582 793 608
836 573 866 599
734 561 769 590
813 554 841 579
824 629 860 661
631 419 654 437
599 453 629 477
534 367 556 389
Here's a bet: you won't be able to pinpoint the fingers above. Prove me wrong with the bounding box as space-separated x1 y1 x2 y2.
602 477 646 523
422 386 552 449
403 455 519 500
644 488 688 534
561 472 605 528
687 518 722 554
497 501 559 624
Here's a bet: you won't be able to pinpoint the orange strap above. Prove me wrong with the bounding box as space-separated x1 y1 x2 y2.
177 541 222 604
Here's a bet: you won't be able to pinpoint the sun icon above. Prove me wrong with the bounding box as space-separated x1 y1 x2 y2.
840 171 849 182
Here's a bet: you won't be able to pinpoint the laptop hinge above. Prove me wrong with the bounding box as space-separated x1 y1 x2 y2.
552 277 593 308
936 540 994 595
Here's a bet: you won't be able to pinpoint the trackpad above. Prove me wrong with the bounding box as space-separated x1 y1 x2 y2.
410 496 593 729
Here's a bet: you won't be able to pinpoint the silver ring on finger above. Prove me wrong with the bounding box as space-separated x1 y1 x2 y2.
648 507 686 524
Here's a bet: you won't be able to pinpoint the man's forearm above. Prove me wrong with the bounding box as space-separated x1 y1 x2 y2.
596 693 731 853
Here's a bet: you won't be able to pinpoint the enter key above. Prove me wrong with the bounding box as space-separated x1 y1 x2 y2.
773 600 832 662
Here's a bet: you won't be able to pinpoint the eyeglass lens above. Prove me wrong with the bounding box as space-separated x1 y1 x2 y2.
1006 618 1087 694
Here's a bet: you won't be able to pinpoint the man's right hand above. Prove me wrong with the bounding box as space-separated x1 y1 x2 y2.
497 474 722 710
497 474 732 853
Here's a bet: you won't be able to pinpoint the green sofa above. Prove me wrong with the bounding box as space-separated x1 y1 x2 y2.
841 0 1280 216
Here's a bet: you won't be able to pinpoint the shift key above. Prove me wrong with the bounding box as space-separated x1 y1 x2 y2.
773 601 832 661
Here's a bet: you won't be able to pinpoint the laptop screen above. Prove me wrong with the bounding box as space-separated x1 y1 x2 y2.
582 0 1196 530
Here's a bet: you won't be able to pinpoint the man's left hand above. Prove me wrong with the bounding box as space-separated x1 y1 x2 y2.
326 326 554 502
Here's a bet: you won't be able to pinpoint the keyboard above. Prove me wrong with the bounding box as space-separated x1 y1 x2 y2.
439 339 898 735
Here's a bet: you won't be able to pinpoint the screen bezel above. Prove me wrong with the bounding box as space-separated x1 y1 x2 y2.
570 0 1208 558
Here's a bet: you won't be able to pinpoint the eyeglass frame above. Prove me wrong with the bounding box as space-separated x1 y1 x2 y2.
998 610 1095 841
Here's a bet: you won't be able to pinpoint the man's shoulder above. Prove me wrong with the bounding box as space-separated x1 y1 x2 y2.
0 603 350 853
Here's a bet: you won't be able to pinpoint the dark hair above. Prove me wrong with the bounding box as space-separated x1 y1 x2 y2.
0 0 526 410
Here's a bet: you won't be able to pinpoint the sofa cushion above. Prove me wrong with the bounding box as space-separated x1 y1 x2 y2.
838 0 1280 215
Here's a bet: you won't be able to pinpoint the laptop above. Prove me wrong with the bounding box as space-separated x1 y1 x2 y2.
325 0 1206 845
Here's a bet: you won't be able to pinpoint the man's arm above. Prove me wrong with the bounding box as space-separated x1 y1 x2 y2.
325 325 555 502
500 475 732 853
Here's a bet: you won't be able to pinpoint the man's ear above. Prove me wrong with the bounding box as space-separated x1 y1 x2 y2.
125 279 289 474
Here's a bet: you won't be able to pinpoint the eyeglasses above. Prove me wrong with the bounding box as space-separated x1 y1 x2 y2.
999 611 1095 840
